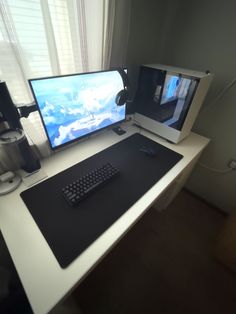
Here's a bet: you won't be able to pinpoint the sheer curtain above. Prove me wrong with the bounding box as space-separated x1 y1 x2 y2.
0 0 115 157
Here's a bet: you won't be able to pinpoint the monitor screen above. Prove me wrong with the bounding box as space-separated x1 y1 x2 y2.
135 67 199 131
29 70 126 149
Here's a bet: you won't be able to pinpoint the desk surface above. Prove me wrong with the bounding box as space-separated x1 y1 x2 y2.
0 123 209 314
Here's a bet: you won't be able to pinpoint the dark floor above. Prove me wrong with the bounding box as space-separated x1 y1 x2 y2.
0 234 32 314
1 190 236 314
74 190 236 314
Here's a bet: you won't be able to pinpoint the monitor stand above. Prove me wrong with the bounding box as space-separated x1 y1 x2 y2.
112 126 126 136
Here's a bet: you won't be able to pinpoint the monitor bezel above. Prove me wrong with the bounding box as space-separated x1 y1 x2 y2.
28 69 126 151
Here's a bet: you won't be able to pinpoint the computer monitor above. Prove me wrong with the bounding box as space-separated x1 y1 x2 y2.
134 64 213 143
29 70 126 150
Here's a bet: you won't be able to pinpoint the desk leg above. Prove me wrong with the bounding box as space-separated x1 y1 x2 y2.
153 155 200 212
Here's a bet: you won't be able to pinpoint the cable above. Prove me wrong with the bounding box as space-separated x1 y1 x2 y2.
203 76 236 111
199 77 236 174
198 161 233 174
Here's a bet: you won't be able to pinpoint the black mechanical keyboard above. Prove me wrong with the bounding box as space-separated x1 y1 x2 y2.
62 162 119 206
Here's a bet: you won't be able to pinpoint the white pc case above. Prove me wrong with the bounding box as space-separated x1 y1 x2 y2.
134 64 213 143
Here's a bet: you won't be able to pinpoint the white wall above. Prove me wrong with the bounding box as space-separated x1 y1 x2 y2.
124 0 181 105
161 0 236 212
126 0 165 65
125 0 236 212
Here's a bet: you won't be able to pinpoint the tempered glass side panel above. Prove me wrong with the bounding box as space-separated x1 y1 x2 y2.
134 66 199 131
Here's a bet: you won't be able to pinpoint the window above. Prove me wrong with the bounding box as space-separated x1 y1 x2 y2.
0 0 115 156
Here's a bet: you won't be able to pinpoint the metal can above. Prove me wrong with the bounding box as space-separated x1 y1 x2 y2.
0 129 26 171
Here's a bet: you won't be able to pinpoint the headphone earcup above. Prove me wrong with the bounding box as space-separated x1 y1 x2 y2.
115 89 128 106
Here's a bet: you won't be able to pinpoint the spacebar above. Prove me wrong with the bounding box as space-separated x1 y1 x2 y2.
84 180 103 194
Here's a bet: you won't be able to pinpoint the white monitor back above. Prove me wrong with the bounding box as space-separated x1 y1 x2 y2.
134 64 213 143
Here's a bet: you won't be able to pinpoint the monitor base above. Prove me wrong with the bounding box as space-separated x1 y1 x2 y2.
0 172 22 195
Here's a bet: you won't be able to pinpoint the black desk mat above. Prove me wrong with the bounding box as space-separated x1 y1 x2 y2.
21 133 183 268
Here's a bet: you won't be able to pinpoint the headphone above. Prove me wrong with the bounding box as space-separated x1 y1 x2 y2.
115 68 129 106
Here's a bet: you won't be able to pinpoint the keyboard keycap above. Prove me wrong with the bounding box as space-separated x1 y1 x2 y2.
62 162 119 207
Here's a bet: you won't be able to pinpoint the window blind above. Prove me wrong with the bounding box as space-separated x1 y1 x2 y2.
0 0 115 157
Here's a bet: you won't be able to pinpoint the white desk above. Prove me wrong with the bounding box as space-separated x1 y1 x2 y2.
0 123 209 314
